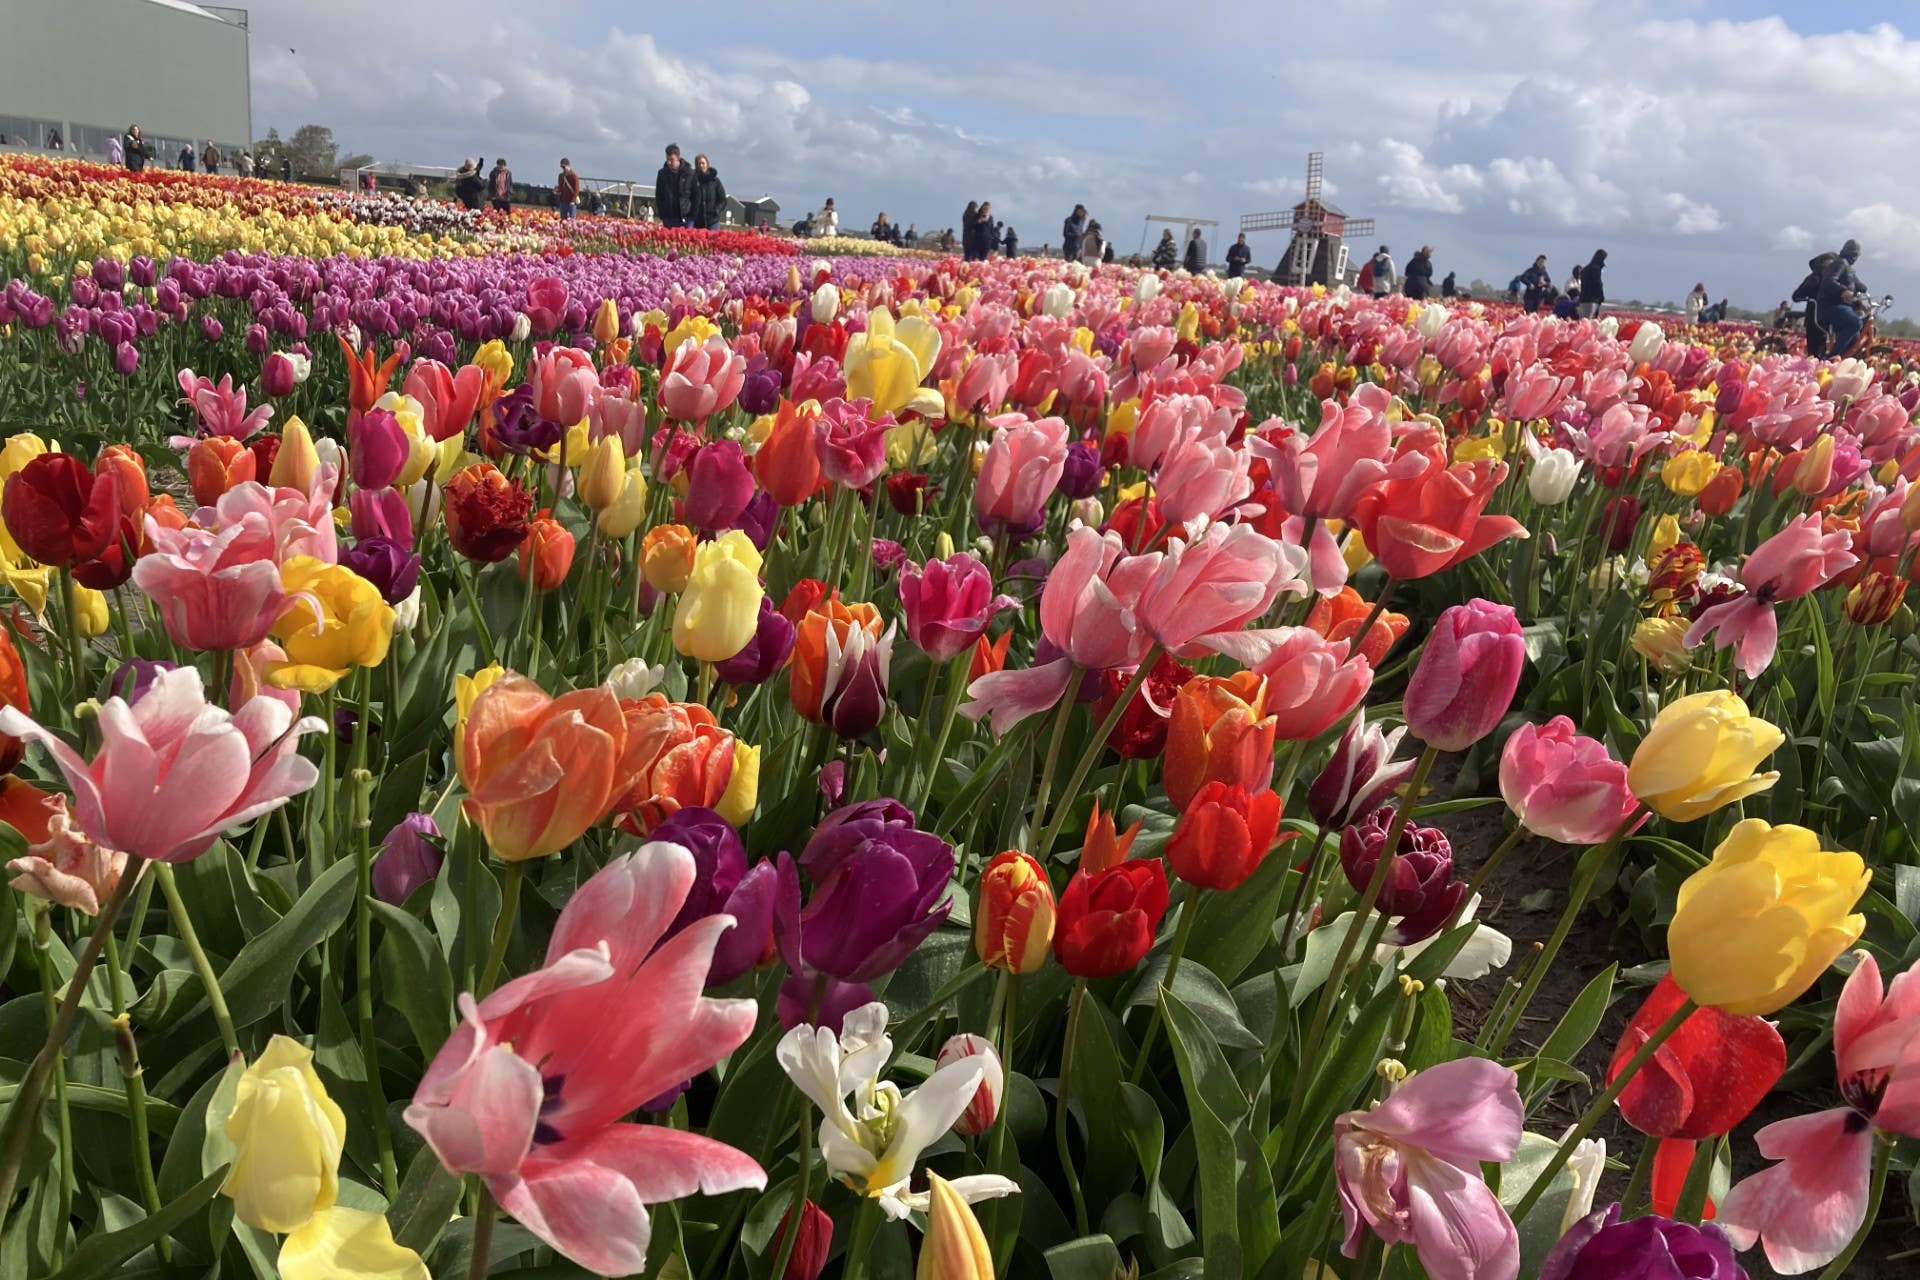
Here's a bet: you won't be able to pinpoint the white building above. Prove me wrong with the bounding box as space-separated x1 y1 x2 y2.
0 0 251 163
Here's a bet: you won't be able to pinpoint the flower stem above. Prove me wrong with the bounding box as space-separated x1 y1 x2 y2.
912 652 972 814
479 860 525 997
1275 826 1334 957
351 735 398 1195
33 908 74 1268
841 1197 881 1280
1034 647 1162 858
155 862 239 1056
1817 1136 1892 1280
103 933 164 1222
466 1181 496 1280
0 859 145 1217
769 1088 814 1280
1510 998 1694 1224
1130 896 1201 1084
1054 977 1091 1236
452 554 499 666
1027 689 1078 846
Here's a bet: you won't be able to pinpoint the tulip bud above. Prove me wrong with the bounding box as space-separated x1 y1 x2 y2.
773 1200 833 1280
1403 600 1525 751
917 1173 995 1280
262 351 297 398
1844 571 1907 625
93 443 149 518
592 297 619 345
642 524 698 593
518 514 576 592
1697 466 1743 517
270 417 320 492
1628 691 1783 822
1791 434 1836 497
579 435 625 511
221 1036 346 1232
673 530 765 662
1631 616 1693 676
347 409 408 490
975 851 1055 973
935 1033 1004 1136
810 283 840 324
1040 282 1074 318
1627 321 1666 366
1528 447 1579 505
372 813 443 904
1168 782 1283 892
1339 807 1464 945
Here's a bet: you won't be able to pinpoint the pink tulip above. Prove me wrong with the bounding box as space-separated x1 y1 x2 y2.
1403 599 1526 752
1684 514 1858 678
1719 952 1920 1274
261 352 298 399
1156 431 1252 526
1500 366 1572 421
963 526 1159 733
1137 523 1305 659
347 408 409 490
1131 395 1222 474
404 359 488 442
1251 628 1373 741
1498 716 1639 844
177 367 272 438
405 843 765 1275
812 397 891 488
1335 1057 1523 1280
1258 386 1393 520
529 346 600 428
660 335 746 423
1055 348 1108 406
0 667 324 863
681 440 757 532
131 517 291 651
899 553 1017 662
7 797 127 915
1125 326 1178 375
975 413 1069 535
349 486 414 547
232 639 303 715
954 352 1014 416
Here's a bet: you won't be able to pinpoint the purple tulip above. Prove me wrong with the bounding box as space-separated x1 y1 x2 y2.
491 385 562 455
372 814 443 905
244 323 270 355
113 342 138 377
342 536 421 606
1056 440 1104 499
70 276 98 308
104 658 177 705
1308 709 1415 830
1403 599 1525 752
91 257 125 292
1542 1204 1746 1280
199 315 224 343
1339 807 1464 944
651 806 776 985
774 800 954 990
729 489 778 552
713 596 795 686
350 487 414 547
739 361 783 416
681 439 756 532
776 971 876 1033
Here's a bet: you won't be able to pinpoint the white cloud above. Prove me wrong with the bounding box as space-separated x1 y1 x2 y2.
1773 225 1816 252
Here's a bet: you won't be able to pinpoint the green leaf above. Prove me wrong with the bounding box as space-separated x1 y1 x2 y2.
212 855 358 1029
374 899 456 1058
1126 956 1260 1050
1498 1132 1586 1278
1538 964 1616 1066
47 1166 227 1280
1044 1235 1124 1280
1404 982 1453 1070
1069 997 1141 1207
0 878 17 987
1184 850 1295 985
392 1145 466 1255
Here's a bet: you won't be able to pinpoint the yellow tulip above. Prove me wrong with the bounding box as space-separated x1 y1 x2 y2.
1661 449 1721 498
270 417 320 492
0 431 52 482
1630 617 1692 676
1341 525 1373 576
472 340 513 386
221 1035 345 1233
1106 399 1140 438
916 1173 994 1280
1668 819 1868 1015
846 309 945 419
717 740 760 826
580 436 625 511
1646 514 1681 563
664 314 719 357
69 581 108 637
1175 302 1200 344
454 663 507 775
1070 326 1095 356
592 297 619 345
673 531 764 662
279 1207 427 1280
885 422 939 471
1626 691 1783 821
3 555 50 615
267 558 396 693
598 463 649 538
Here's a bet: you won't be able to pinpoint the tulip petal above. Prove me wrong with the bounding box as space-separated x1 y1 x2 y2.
1717 1108 1872 1274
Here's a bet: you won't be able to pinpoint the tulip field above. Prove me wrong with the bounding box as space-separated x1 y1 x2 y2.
1 151 1919 1280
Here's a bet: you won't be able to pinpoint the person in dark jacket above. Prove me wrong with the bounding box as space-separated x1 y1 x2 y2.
690 154 726 229
871 212 893 241
1152 229 1177 269
555 158 581 220
1225 233 1252 278
281 156 293 182
1441 271 1457 298
1403 246 1435 300
1820 239 1868 355
488 158 513 213
960 201 981 260
654 144 694 227
978 203 997 258
1061 204 1087 262
1793 251 1837 357
123 125 150 172
178 142 195 172
453 159 484 211
1102 241 1114 264
904 224 919 248
1002 225 1019 258
1517 256 1550 312
1182 228 1207 272
1578 250 1607 317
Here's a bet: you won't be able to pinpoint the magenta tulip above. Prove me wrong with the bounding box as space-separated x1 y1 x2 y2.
1403 599 1525 752
1499 717 1640 844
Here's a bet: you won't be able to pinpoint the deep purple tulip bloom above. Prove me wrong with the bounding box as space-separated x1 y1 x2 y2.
651 806 777 986
713 596 795 686
104 658 177 705
739 360 783 416
200 314 224 343
91 257 125 292
343 535 421 606
729 489 778 552
1542 1204 1746 1280
774 800 954 988
1056 440 1104 499
1308 709 1415 830
113 342 138 376
70 276 98 308
244 322 270 355
775 971 875 1033
491 384 562 455
1339 807 1465 945
128 256 155 288
682 439 756 532
372 813 443 905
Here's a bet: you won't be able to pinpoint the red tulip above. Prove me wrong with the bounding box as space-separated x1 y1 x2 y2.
1053 859 1169 978
2 453 119 568
1167 782 1284 892
444 463 533 563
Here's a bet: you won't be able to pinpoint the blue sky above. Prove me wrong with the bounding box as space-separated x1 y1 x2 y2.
242 1 1920 314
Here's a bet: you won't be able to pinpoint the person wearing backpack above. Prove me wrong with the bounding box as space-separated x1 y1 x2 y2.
1367 245 1395 297
555 158 581 220
1819 239 1869 355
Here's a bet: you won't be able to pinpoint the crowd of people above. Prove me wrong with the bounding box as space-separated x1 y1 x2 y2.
114 123 267 179
1506 249 1609 318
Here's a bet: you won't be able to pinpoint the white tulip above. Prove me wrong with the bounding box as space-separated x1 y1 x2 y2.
1040 282 1074 319
604 658 666 700
286 352 312 384
1528 447 1580 505
392 584 422 631
1596 316 1620 340
1827 357 1873 402
1415 304 1449 341
811 283 840 325
509 312 531 342
1134 273 1160 305
1627 321 1665 366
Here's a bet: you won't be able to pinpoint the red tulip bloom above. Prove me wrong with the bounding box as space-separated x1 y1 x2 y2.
337 333 402 415
2 453 119 568
1053 859 1169 978
444 463 533 563
1348 452 1526 581
1167 781 1284 892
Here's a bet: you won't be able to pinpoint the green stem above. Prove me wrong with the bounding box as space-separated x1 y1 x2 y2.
912 652 972 814
320 687 339 871
56 565 87 709
987 971 1019 1277
1130 896 1201 1084
156 862 239 1056
1817 1136 1893 1280
33 910 74 1268
1275 826 1333 957
479 860 525 996
1511 999 1694 1224
453 554 499 666
1620 1134 1658 1217
103 933 163 1221
769 1090 814 1280
1054 978 1091 1236
351 724 398 1195
1027 690 1077 846
841 1198 881 1280
466 1181 496 1280
1034 647 1163 858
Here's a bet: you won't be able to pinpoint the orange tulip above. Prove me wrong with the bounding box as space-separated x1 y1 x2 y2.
460 675 630 861
789 599 883 722
93 444 150 519
0 775 59 845
754 399 826 507
1163 672 1278 812
611 695 738 832
187 436 256 507
1305 585 1410 667
1698 464 1744 518
968 631 1012 685
337 333 402 415
1081 801 1141 874
975 851 1056 974
517 512 576 592
641 524 698 593
143 494 189 536
0 627 29 775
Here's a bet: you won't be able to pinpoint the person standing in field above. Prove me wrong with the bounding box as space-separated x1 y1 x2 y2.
654 145 694 226
488 158 514 213
555 157 580 220
1226 233 1251 278
691 154 726 229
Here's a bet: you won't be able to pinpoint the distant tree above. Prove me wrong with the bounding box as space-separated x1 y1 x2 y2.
286 125 338 179
338 153 374 171
252 127 283 167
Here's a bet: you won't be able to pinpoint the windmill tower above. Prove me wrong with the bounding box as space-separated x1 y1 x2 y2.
1239 152 1375 286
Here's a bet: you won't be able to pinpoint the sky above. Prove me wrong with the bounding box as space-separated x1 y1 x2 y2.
237 0 1920 314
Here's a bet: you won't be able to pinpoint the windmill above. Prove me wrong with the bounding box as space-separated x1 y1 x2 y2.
1239 152 1375 286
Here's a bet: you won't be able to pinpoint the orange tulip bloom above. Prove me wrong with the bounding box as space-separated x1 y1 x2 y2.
612 695 738 832
337 333 403 415
460 675 630 861
1081 801 1142 874
754 398 826 507
1163 672 1278 812
187 436 257 507
0 775 59 845
0 627 29 775
93 444 150 520
968 630 1012 685
518 512 576 592
1305 586 1411 667
789 599 883 722
1697 464 1744 518
975 850 1056 974
641 524 698 593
